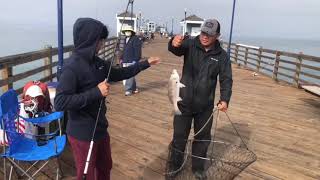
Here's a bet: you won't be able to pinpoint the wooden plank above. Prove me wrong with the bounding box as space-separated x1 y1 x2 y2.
260 54 275 60
261 48 277 54
277 71 294 80
0 37 116 68
301 85 320 96
300 71 320 80
279 58 298 66
0 49 50 68
278 65 296 73
0 62 58 87
301 54 320 63
246 61 258 68
278 51 300 58
300 63 320 71
246 56 259 63
236 43 260 50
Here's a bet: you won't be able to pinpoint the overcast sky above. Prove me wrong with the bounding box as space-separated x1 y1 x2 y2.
0 0 319 40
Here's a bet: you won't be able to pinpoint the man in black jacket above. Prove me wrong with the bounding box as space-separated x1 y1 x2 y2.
54 18 160 180
168 19 233 179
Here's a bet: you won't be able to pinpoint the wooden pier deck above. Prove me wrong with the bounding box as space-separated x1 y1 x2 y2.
2 37 320 180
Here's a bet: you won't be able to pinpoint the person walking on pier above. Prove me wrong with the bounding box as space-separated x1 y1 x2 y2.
167 18 233 179
54 18 160 180
121 26 143 96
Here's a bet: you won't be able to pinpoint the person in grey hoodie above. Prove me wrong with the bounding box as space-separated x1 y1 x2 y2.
54 18 160 180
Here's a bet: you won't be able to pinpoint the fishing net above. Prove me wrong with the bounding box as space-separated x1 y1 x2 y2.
165 111 257 180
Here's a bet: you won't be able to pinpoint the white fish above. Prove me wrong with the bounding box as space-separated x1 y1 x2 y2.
168 69 185 115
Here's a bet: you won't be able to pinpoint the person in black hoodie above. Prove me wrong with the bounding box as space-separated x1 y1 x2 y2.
54 18 160 180
167 19 233 179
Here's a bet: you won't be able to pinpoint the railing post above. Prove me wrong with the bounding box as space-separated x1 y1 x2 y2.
294 52 303 87
1 65 13 92
234 45 239 64
273 51 280 81
257 47 262 71
44 46 53 82
244 47 249 66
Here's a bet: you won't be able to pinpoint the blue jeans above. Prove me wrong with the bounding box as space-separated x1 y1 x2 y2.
122 62 137 93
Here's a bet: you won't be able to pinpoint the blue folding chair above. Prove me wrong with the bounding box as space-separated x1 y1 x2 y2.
0 89 66 180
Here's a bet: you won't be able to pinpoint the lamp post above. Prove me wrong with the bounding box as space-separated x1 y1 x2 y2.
227 0 237 58
139 11 142 32
171 18 174 35
184 8 187 35
165 22 168 32
57 0 63 80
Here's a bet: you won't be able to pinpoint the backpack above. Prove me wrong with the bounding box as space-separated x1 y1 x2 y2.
22 81 52 116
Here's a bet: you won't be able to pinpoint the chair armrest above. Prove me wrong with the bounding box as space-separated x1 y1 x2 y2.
19 111 64 124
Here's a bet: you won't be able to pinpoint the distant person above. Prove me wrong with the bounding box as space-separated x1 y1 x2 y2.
184 32 190 39
167 18 233 179
55 18 160 180
121 26 143 96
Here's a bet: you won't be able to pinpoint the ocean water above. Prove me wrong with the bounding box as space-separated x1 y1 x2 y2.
232 36 320 57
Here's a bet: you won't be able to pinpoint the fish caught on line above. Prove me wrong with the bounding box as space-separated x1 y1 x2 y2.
168 69 185 115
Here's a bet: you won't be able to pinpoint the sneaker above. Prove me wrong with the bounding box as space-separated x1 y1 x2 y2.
125 91 132 96
133 89 139 94
194 171 207 180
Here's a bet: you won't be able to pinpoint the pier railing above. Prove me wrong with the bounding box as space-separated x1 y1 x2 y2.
221 42 320 87
0 37 117 94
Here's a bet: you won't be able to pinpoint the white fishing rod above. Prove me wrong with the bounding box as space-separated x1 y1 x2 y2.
82 0 135 179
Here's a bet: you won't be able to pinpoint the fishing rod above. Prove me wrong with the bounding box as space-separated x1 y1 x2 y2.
82 0 135 179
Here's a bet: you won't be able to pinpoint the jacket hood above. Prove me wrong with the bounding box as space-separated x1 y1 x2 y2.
73 18 106 62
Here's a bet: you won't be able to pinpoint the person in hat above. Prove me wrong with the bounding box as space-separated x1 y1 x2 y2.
167 19 233 179
54 18 160 180
121 26 143 96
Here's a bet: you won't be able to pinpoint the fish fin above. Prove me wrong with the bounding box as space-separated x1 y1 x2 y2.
178 83 186 88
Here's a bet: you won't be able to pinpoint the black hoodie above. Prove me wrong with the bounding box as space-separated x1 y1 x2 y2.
54 18 150 141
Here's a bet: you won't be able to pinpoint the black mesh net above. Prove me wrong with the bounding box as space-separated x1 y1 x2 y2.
165 111 257 180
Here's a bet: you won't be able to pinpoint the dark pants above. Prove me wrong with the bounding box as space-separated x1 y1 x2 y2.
68 134 112 180
170 108 213 172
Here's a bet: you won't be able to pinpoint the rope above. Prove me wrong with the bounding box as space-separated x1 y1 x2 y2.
193 108 217 137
